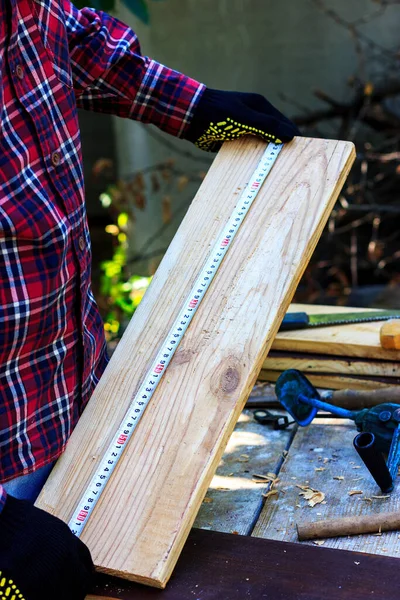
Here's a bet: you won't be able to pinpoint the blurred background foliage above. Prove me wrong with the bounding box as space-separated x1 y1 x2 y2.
83 0 400 341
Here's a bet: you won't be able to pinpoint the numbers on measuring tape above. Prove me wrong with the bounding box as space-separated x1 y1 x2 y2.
68 142 283 536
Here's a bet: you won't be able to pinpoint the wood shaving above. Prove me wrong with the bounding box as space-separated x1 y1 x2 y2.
203 497 213 503
371 495 390 499
315 467 326 472
352 466 361 469
313 540 325 546
240 454 250 459
238 458 249 463
333 475 344 481
323 458 329 464
362 497 373 503
253 473 276 481
373 526 382 536
296 485 325 507
216 487 230 491
348 490 363 496
262 489 278 499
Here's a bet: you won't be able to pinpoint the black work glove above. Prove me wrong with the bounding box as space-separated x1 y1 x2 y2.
0 495 94 600
185 87 300 152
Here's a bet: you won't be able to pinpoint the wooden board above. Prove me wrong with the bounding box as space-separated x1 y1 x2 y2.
194 409 295 535
272 304 400 361
258 369 400 390
88 528 400 600
253 420 400 557
37 136 355 587
263 350 400 378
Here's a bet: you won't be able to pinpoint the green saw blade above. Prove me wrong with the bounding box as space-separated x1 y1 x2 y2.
307 310 400 327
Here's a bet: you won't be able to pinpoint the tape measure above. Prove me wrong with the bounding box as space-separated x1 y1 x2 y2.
69 141 283 536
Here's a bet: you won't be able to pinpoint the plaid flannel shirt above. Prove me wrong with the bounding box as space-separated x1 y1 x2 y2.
0 0 204 512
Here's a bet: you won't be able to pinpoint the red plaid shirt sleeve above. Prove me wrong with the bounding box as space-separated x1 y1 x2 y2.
63 1 205 137
0 0 204 512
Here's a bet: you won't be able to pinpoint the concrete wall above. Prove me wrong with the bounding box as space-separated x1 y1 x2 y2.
112 0 400 273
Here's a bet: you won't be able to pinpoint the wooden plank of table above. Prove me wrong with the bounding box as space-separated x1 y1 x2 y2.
258 369 400 390
253 419 400 557
273 304 400 361
37 136 355 588
87 527 400 600
263 350 400 378
194 409 295 535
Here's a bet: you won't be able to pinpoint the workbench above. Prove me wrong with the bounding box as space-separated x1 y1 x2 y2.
89 383 400 599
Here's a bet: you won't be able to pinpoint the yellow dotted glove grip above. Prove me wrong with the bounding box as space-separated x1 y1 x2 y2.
0 572 25 599
195 117 282 151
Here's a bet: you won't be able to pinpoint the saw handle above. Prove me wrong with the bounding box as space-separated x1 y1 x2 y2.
279 312 309 331
380 319 400 350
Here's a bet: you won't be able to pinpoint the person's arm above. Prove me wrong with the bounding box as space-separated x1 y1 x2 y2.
63 1 204 138
0 495 94 599
62 3 299 148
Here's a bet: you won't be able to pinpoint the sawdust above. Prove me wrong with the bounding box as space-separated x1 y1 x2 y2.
252 472 277 482
296 485 326 507
262 489 279 499
371 495 390 499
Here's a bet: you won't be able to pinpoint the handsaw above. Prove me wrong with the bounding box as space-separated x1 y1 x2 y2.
279 310 400 331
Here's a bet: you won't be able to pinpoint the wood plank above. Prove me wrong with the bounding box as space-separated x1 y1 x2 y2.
253 420 400 557
88 528 400 600
258 369 400 390
37 136 355 587
263 350 400 378
273 304 400 360
194 409 295 534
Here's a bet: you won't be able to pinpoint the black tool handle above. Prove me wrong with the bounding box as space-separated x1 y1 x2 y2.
353 432 393 493
279 312 310 331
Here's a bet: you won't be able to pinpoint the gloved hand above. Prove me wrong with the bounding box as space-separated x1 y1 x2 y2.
185 88 300 152
0 495 94 600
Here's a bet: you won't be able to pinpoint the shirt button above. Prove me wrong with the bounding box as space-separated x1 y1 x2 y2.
79 236 85 251
15 64 24 79
51 151 61 167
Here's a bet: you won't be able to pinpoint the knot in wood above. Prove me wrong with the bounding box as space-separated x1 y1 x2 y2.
220 366 240 393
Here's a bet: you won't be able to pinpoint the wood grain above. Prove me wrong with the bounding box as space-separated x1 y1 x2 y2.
253 420 400 557
37 136 355 587
193 409 294 535
263 350 400 378
258 369 400 390
272 304 400 360
380 320 400 350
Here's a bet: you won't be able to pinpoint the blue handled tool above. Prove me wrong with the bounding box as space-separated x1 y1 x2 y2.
275 369 400 493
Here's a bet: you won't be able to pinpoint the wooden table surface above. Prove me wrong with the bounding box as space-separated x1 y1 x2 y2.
88 391 400 598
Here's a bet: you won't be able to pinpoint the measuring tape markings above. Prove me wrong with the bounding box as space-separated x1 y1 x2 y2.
69 142 283 536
